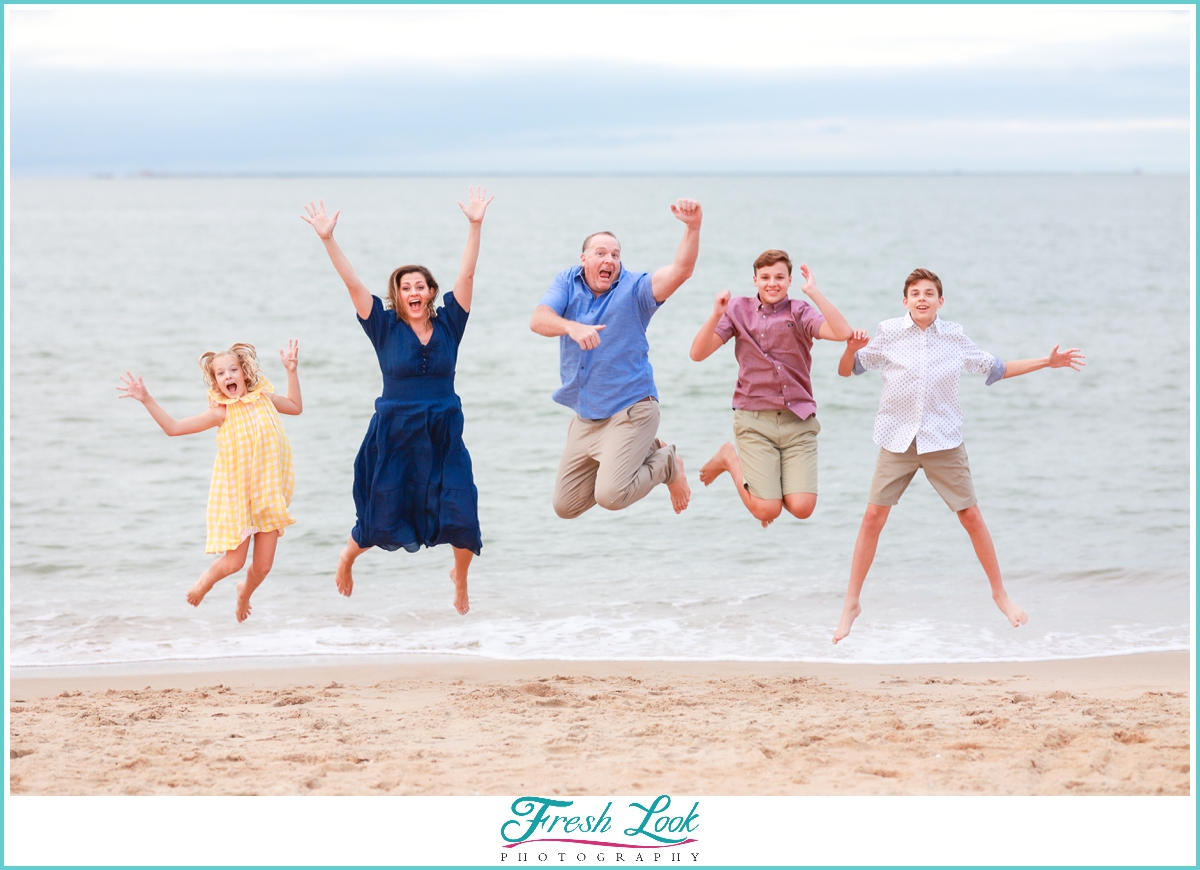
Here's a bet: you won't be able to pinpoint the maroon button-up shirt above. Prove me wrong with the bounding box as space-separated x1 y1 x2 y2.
714 295 826 417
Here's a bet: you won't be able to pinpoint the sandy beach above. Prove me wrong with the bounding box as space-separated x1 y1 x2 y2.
8 652 1190 796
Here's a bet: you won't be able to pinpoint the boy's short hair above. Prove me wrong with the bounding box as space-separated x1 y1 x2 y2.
903 268 943 298
753 249 793 275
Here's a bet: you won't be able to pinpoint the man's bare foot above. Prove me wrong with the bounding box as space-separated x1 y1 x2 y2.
449 567 469 615
235 580 252 623
667 454 691 513
699 442 737 486
833 601 862 644
186 577 217 607
994 592 1028 627
335 549 354 597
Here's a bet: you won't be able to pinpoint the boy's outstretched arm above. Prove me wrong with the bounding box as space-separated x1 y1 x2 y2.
799 265 853 341
838 331 870 377
1002 345 1085 379
690 290 730 361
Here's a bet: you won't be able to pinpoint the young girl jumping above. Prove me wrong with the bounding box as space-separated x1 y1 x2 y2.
117 340 303 622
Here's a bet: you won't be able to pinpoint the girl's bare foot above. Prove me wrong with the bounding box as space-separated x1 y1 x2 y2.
235 581 252 623
833 601 862 644
994 592 1028 627
335 549 354 597
185 577 217 607
699 442 737 486
449 567 469 615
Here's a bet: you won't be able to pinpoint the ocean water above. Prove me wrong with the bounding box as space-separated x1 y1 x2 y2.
6 174 1192 668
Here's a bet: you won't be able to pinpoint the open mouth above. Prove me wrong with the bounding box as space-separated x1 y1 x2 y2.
406 298 424 315
223 380 240 395
598 267 614 283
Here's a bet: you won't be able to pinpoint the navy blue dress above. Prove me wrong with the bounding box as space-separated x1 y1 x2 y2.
352 293 482 554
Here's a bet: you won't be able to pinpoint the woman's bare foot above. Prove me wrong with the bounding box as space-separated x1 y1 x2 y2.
449 567 469 615
235 580 252 623
699 442 737 486
994 592 1028 627
185 577 217 607
667 454 691 513
335 549 355 597
833 601 862 644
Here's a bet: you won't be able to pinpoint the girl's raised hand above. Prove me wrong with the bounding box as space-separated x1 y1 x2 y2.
116 372 149 403
301 200 340 239
457 186 494 224
279 339 300 372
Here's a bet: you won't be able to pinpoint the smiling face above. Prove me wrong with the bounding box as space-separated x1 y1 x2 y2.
396 271 436 324
753 261 792 306
580 234 622 294
211 353 247 398
903 278 944 329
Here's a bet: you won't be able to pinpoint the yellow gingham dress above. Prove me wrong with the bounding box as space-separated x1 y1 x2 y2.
205 377 295 553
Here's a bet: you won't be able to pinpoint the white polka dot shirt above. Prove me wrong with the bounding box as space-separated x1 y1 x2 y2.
853 314 1005 454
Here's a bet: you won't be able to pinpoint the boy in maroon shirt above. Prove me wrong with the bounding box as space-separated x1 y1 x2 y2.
690 250 855 526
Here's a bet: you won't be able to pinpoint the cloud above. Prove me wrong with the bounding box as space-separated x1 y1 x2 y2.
7 6 1191 175
7 6 1193 73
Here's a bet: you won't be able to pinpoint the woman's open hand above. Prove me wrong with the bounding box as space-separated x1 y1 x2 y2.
457 186 494 224
301 200 340 239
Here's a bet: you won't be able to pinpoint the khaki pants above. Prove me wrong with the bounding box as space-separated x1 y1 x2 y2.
553 399 676 518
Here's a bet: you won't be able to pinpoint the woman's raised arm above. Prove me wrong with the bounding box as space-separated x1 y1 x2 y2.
451 186 494 313
302 200 374 320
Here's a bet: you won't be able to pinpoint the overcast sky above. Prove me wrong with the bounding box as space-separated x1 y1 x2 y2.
6 5 1194 175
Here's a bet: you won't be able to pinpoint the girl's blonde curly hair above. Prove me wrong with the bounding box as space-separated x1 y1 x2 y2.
199 343 262 392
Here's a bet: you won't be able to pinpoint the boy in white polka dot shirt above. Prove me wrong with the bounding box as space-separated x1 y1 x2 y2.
832 268 1084 644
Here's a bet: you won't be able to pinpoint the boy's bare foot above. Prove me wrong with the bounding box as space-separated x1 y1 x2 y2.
449 567 470 615
667 454 691 513
833 601 862 644
335 549 354 597
235 580 252 623
699 442 737 486
994 592 1028 627
185 577 217 607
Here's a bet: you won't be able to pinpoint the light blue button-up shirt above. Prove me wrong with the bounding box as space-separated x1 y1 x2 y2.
539 264 662 420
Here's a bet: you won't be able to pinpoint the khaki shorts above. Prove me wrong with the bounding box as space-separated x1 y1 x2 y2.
732 409 820 500
868 441 977 511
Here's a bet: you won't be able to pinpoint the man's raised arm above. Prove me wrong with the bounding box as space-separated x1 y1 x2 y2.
650 199 703 303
